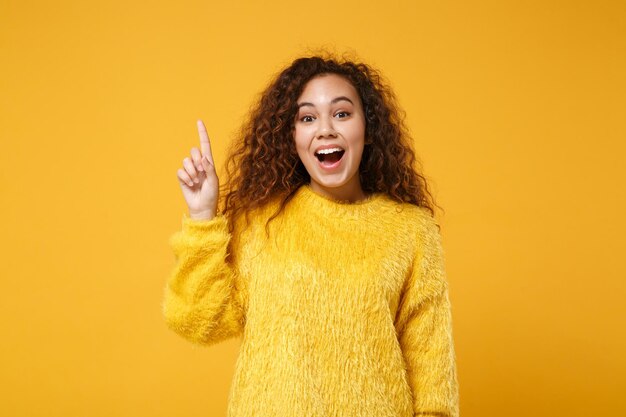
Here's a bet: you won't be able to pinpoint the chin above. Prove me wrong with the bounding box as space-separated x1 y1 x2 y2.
311 171 358 190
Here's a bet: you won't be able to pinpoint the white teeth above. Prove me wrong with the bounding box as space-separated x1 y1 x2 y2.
315 147 344 155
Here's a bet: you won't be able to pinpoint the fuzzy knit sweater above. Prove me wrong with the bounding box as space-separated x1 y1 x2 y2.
162 184 460 417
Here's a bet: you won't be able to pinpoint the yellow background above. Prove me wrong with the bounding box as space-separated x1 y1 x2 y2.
1 0 625 416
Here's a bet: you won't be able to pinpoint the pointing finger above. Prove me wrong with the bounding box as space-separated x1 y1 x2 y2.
197 119 214 166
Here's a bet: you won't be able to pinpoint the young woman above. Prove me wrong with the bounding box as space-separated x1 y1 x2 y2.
163 54 460 417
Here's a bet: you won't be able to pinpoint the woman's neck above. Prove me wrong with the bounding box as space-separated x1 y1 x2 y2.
308 179 368 203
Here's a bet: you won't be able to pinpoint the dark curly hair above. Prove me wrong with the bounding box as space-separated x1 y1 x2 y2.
218 52 442 237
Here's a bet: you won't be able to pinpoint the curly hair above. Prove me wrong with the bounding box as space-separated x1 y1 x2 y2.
218 52 441 238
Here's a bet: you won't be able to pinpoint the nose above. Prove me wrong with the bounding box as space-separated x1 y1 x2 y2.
315 115 337 138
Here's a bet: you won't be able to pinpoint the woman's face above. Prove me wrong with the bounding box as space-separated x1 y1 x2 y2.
293 73 367 202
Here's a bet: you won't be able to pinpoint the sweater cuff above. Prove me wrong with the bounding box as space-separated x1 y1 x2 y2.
181 213 229 235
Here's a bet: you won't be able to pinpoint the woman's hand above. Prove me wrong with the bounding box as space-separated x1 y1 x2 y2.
176 120 219 220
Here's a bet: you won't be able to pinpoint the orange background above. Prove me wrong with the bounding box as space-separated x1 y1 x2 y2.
1 1 625 416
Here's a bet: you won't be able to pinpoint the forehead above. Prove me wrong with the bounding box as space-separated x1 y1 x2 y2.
298 73 360 103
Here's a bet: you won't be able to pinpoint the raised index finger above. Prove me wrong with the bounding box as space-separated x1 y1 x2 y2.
196 119 214 164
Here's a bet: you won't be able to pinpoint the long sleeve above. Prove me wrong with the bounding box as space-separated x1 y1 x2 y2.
162 213 247 346
394 214 460 417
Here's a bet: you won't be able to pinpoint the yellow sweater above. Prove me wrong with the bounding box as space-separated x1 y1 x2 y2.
162 184 460 417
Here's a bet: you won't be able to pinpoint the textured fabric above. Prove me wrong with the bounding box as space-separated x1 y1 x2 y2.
162 184 460 417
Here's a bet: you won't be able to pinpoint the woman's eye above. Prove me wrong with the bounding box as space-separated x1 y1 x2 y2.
335 111 350 118
300 115 314 122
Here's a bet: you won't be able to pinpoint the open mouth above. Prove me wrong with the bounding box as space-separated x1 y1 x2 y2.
315 149 345 167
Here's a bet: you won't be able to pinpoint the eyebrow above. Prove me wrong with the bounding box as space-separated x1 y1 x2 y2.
297 96 354 109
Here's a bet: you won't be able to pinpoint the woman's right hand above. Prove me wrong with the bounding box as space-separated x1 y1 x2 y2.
176 120 219 220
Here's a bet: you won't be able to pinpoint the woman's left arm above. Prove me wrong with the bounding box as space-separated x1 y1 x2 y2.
394 212 460 417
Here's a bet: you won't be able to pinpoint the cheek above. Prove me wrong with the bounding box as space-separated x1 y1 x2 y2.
292 133 303 151
343 117 365 134
293 141 309 161
293 128 310 152
346 124 366 146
